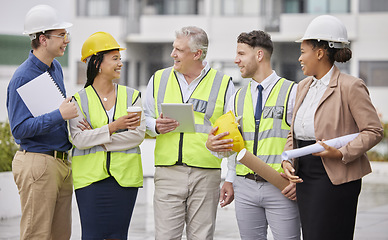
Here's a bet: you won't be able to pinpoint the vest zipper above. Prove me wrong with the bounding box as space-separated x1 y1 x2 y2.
177 133 184 164
253 123 259 156
106 151 112 176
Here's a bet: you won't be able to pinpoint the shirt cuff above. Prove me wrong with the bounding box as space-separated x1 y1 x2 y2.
225 153 237 182
145 117 158 137
225 169 236 183
206 146 234 159
51 109 65 124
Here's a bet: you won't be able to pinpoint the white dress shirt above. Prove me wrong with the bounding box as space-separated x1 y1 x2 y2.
143 61 235 137
293 66 334 140
223 71 297 182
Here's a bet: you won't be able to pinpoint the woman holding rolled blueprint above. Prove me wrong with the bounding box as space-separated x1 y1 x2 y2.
282 15 383 240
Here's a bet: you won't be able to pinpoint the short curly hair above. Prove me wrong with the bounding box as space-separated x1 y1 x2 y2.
237 30 273 57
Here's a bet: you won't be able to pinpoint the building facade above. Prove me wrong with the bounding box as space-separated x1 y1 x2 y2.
1 0 388 121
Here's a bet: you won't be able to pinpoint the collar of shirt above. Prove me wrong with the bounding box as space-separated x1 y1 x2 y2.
29 50 55 72
174 60 210 87
250 70 280 110
310 65 334 88
250 70 279 97
174 61 210 102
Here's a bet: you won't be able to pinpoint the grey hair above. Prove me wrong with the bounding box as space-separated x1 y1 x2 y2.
175 26 208 61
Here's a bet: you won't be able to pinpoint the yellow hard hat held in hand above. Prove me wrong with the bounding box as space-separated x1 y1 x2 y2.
213 111 244 152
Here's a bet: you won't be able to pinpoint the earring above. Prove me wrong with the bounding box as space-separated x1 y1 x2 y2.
99 68 101 73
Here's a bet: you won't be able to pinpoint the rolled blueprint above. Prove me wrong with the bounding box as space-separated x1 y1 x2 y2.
236 149 290 191
281 133 359 160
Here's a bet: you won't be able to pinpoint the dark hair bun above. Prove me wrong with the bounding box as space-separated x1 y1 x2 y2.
334 48 352 63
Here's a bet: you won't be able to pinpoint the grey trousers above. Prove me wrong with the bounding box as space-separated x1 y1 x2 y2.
234 176 301 240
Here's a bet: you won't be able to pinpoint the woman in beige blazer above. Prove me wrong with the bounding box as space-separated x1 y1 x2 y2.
282 15 383 240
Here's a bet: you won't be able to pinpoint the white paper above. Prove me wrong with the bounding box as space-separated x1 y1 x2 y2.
17 72 65 117
281 133 359 160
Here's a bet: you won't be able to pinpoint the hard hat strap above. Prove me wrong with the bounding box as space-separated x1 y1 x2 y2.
29 33 37 40
328 41 348 49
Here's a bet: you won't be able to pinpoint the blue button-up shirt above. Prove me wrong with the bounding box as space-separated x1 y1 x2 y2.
6 50 72 152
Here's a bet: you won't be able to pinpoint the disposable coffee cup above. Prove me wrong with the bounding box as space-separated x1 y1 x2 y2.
127 106 142 126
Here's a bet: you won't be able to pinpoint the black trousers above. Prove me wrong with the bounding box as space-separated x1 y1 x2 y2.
296 140 361 240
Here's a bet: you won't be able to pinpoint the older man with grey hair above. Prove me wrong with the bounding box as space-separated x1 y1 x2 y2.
144 26 235 239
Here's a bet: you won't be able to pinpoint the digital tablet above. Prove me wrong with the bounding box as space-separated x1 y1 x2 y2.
161 103 195 133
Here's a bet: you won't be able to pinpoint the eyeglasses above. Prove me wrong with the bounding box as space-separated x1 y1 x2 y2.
46 32 70 42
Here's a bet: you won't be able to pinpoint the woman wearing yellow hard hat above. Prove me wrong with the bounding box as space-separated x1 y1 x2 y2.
282 15 383 240
69 32 145 239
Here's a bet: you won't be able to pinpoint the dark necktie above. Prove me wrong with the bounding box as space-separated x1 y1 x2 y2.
254 85 264 124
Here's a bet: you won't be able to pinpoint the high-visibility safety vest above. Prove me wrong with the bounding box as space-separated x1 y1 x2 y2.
153 67 231 168
234 78 294 175
72 85 143 190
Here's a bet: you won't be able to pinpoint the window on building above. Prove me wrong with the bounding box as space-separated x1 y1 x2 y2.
0 34 69 67
0 35 30 66
262 0 282 32
360 0 388 12
77 0 128 17
283 0 350 13
359 61 388 87
144 0 201 15
215 0 260 16
284 0 304 13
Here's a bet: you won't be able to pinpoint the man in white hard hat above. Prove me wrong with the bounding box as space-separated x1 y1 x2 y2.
6 5 77 239
207 30 301 239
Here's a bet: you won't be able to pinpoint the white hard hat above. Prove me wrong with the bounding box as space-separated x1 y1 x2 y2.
296 15 349 49
23 5 72 40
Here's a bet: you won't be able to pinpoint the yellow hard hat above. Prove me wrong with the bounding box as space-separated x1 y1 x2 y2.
81 32 126 62
213 111 244 152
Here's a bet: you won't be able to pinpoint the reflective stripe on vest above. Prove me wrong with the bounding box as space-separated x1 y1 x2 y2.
156 67 226 134
235 78 294 175
153 67 231 168
72 84 143 190
75 86 135 128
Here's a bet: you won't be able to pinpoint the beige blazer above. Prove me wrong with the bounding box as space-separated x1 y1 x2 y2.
284 66 383 185
69 97 146 152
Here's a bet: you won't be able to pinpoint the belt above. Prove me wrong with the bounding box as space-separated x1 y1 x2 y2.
19 148 68 161
238 173 267 182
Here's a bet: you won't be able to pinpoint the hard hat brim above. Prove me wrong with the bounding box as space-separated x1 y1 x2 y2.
81 47 127 63
23 22 73 35
295 37 350 45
